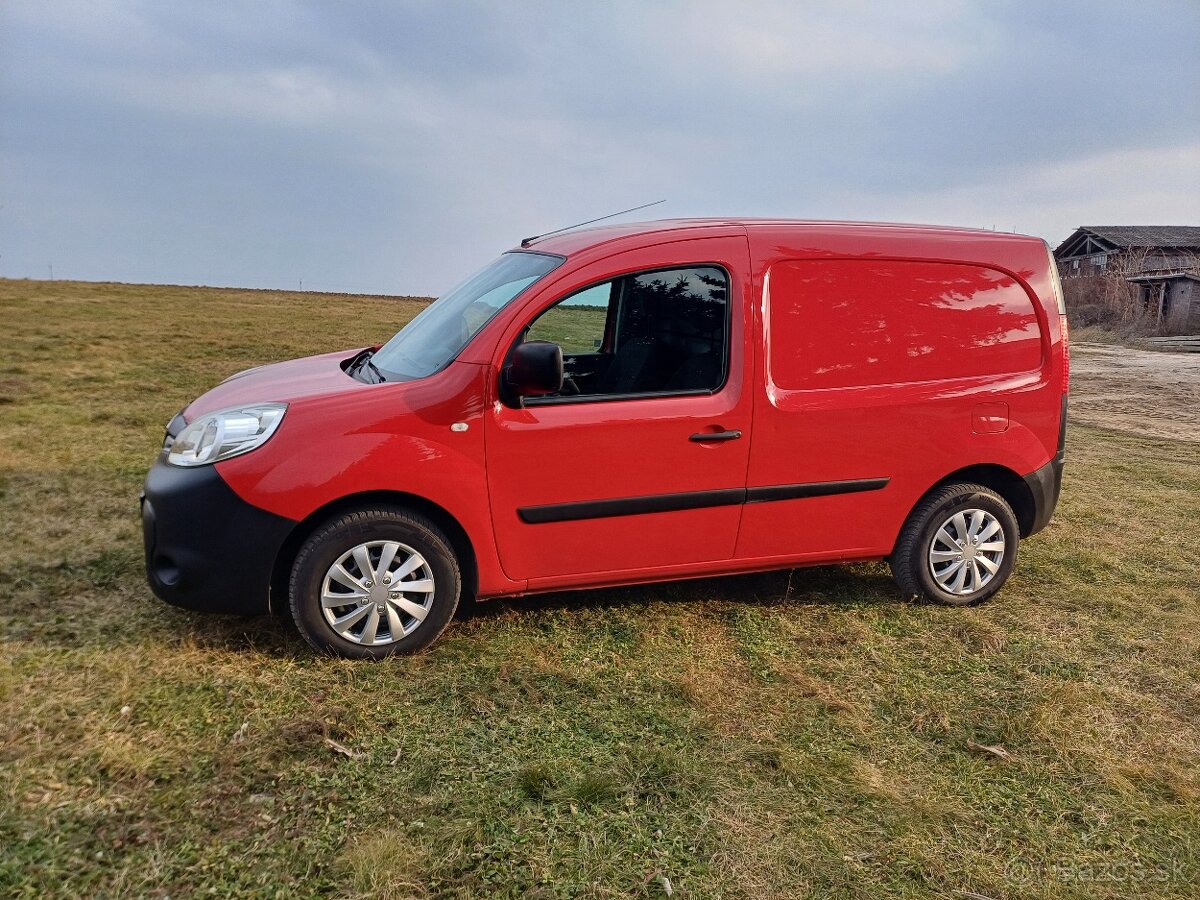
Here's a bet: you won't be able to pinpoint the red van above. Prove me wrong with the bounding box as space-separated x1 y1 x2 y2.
142 219 1068 658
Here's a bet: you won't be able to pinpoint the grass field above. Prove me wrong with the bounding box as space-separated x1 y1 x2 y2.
2 278 1198 899
528 304 609 354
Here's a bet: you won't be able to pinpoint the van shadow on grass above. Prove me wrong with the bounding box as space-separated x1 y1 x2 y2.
147 564 902 658
2 536 899 656
0 542 301 656
457 563 902 623
2 589 303 657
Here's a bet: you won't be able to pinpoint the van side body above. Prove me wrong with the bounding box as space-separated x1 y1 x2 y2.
142 220 1066 627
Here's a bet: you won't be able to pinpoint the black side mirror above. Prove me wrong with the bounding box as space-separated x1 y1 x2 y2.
505 340 563 398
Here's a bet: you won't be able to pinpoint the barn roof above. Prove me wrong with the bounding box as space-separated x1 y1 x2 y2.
1126 271 1200 284
1055 226 1200 257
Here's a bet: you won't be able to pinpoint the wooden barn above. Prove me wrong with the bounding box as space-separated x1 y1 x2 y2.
1054 226 1200 334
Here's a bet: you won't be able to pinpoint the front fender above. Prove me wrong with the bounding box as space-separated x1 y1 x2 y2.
214 362 520 596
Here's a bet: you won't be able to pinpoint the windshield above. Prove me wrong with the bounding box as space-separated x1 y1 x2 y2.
371 251 564 381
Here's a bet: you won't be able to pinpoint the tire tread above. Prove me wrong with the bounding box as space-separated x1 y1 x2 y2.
889 482 1016 606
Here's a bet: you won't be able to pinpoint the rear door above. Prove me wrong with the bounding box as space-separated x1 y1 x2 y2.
484 234 754 582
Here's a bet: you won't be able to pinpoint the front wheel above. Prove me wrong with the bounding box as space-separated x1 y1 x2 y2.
889 482 1019 607
289 507 461 659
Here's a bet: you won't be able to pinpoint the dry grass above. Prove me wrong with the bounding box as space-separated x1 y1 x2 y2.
1 278 1198 897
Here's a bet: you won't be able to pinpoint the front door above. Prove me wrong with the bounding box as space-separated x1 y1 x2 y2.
484 235 753 582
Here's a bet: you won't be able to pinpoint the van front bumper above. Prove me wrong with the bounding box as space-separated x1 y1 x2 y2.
141 458 296 615
1022 451 1065 537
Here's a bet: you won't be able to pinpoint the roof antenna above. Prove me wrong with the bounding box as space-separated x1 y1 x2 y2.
521 200 666 248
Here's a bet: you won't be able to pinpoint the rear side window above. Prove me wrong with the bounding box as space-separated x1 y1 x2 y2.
768 259 1041 390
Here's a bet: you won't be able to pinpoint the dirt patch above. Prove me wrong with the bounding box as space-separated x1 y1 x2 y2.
1071 342 1200 442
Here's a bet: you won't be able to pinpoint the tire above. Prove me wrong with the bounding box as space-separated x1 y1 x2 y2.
889 482 1019 607
289 507 461 659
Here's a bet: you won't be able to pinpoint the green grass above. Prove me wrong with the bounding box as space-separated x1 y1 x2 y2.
2 278 1198 898
528 304 609 353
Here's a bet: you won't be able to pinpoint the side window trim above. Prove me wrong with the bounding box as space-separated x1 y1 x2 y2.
524 385 728 407
604 278 623 354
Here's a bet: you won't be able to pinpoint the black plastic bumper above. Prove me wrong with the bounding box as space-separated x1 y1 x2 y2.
141 458 296 615
1022 451 1065 537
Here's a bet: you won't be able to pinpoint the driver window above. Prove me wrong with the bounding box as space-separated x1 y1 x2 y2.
521 266 729 401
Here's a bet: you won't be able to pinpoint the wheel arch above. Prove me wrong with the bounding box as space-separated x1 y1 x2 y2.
902 463 1037 548
268 490 479 615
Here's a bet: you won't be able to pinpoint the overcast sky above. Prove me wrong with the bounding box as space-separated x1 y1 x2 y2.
2 1 1198 295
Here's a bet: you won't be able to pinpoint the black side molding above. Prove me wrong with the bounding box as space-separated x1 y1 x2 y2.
746 478 889 503
517 478 889 525
518 488 745 524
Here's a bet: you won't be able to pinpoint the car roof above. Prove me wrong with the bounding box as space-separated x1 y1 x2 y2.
518 218 1037 257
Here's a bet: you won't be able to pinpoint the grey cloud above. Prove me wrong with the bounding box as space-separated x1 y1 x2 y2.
1 0 1196 294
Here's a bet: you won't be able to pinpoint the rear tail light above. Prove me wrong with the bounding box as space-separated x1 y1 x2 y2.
1045 242 1070 393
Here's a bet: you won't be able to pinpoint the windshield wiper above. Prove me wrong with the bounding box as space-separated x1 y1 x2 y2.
362 356 385 384
351 349 386 384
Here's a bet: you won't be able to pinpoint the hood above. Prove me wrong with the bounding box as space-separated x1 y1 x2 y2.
184 349 370 419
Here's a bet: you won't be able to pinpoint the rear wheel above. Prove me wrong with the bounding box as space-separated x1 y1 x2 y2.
290 507 461 658
889 482 1018 607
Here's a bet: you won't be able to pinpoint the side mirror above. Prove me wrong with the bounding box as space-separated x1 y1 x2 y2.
505 340 563 398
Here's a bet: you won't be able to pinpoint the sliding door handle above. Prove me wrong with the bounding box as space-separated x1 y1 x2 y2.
689 429 742 443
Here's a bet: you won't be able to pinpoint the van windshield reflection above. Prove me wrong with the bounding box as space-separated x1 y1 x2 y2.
370 251 563 381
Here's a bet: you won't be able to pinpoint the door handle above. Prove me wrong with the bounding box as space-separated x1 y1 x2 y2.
689 429 742 443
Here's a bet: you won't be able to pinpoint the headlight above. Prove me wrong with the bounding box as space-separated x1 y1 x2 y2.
166 403 287 467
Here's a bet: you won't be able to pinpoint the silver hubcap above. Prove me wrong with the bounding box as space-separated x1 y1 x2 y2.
320 540 435 645
928 509 1005 596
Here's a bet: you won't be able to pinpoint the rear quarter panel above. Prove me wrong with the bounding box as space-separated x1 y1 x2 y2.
736 226 1064 560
